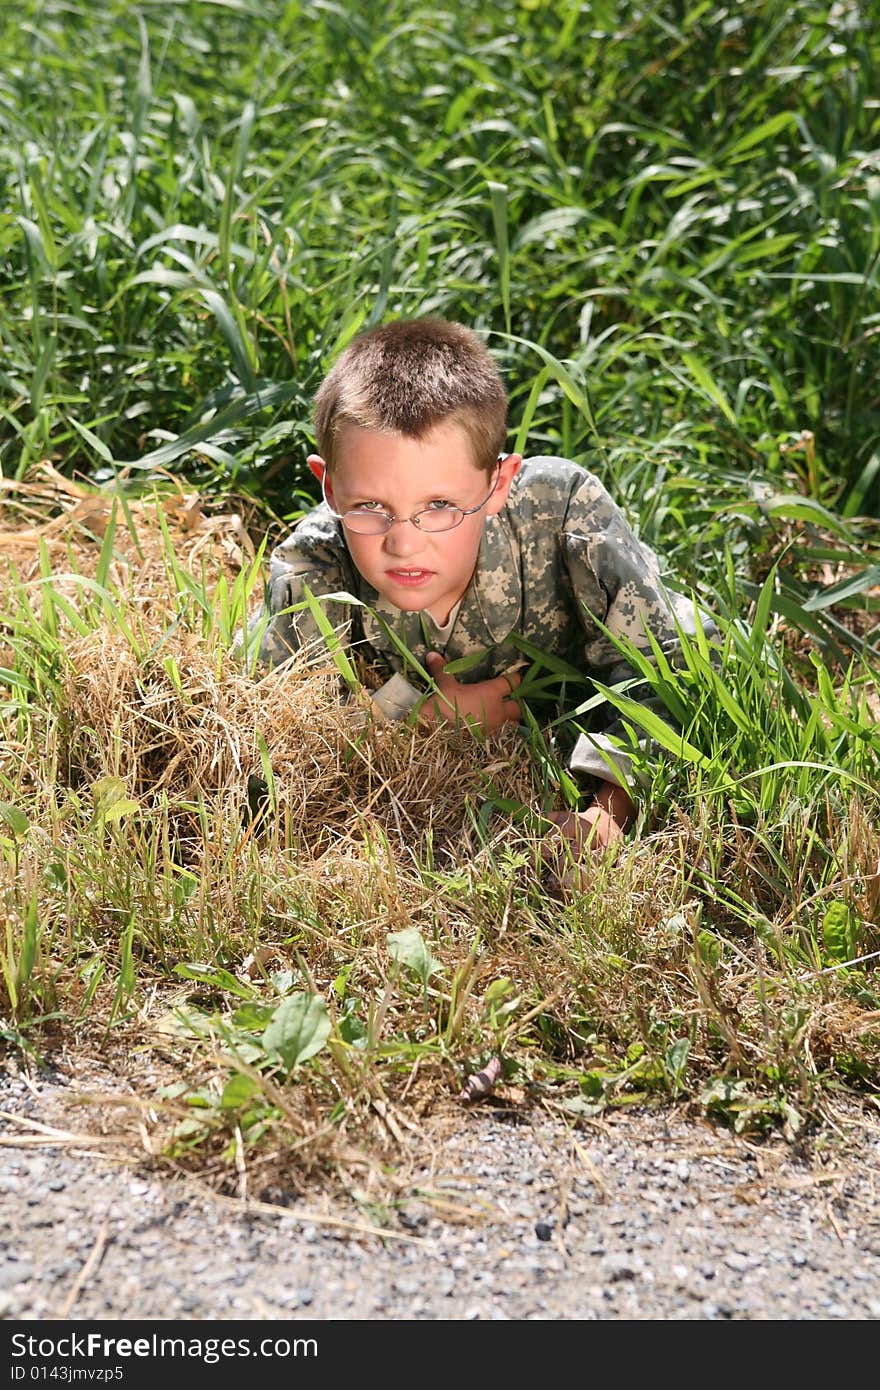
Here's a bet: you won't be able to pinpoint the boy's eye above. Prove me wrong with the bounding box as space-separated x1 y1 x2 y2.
350 501 387 513
426 499 456 511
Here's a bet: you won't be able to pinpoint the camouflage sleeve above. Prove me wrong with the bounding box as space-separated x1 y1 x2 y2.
237 511 355 670
561 471 700 787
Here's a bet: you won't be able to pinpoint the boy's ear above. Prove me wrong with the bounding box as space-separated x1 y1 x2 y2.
485 452 522 514
307 454 326 483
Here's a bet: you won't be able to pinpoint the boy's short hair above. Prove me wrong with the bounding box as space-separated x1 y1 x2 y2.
313 317 508 474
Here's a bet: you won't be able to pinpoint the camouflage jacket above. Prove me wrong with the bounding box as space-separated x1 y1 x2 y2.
242 456 707 785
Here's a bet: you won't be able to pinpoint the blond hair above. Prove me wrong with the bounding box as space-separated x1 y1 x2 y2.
314 317 508 474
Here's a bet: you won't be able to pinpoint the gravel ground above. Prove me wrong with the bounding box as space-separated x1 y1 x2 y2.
2 1065 880 1323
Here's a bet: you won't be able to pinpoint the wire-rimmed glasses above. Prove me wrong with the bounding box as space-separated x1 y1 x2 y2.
321 464 501 535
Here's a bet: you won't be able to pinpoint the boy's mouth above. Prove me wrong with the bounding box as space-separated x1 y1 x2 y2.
386 568 433 585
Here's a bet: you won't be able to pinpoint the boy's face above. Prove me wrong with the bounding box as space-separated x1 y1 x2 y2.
308 421 521 627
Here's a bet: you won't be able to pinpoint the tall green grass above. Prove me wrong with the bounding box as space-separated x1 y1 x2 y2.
1 2 877 524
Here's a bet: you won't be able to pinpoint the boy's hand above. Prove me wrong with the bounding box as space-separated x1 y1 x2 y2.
421 652 521 734
541 782 636 891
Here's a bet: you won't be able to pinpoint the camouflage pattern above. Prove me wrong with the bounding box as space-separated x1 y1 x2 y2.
242 457 710 784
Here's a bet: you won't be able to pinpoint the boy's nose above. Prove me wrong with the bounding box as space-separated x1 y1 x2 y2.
382 518 425 557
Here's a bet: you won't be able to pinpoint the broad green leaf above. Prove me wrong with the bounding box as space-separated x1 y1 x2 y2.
723 110 795 160
483 978 516 1008
666 1037 690 1087
45 861 67 892
271 969 297 996
114 382 304 471
231 1002 275 1031
262 993 331 1070
220 1073 261 1109
90 776 131 818
750 566 777 652
763 495 851 538
339 1012 368 1048
700 1076 753 1110
200 289 257 394
101 798 139 823
496 332 596 432
386 927 439 987
0 803 30 838
695 931 723 969
515 206 589 248
821 902 858 965
115 915 136 1016
488 179 510 333
442 649 493 677
803 566 880 612
734 233 799 265
67 416 114 464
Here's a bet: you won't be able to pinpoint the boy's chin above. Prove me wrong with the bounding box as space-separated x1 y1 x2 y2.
377 588 431 613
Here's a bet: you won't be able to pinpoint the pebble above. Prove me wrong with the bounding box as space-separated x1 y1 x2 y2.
0 1262 33 1290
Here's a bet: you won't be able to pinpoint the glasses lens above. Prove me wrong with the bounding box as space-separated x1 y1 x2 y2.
341 511 391 535
414 508 464 533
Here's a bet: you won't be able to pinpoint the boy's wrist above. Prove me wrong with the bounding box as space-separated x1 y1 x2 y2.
370 672 422 721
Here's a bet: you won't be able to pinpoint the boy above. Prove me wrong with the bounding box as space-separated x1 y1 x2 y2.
243 317 701 867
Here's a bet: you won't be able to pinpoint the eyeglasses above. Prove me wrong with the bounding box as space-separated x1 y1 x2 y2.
321 464 501 536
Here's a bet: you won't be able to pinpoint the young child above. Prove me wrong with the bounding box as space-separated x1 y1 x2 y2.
242 316 702 868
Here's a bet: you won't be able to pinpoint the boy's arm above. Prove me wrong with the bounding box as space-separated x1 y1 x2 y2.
236 520 355 670
560 471 709 786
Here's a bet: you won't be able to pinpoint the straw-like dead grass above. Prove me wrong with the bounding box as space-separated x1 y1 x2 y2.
56 619 539 858
2 465 537 857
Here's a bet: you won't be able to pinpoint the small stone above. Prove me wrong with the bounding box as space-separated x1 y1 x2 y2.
603 1253 642 1282
398 1206 428 1232
535 1221 553 1242
724 1253 750 1272
0 1263 33 1290
393 1277 420 1297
